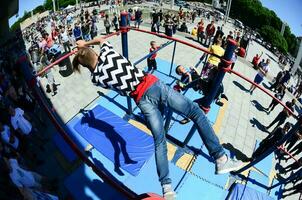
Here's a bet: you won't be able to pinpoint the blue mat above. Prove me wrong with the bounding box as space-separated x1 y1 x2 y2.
124 154 188 195
176 173 228 200
52 133 77 162
247 171 269 194
228 183 273 200
64 164 127 200
190 149 229 188
73 105 154 176
253 140 273 176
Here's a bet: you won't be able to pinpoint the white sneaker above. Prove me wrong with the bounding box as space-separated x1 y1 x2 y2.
162 184 176 200
215 156 243 174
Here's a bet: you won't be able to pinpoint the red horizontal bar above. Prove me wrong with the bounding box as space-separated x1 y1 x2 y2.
277 145 299 163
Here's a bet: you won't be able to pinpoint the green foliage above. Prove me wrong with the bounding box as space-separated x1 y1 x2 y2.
260 25 288 53
230 0 298 55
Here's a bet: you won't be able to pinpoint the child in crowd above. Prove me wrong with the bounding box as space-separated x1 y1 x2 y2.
147 41 160 73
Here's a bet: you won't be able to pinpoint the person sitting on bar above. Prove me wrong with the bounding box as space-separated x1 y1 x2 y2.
72 37 243 200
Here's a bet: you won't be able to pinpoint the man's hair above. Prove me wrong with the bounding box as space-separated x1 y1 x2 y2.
175 65 182 75
72 47 96 73
150 41 156 45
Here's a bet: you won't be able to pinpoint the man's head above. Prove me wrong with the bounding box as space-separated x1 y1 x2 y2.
175 65 186 75
72 47 99 73
215 38 222 46
211 20 214 25
150 41 156 48
266 59 270 64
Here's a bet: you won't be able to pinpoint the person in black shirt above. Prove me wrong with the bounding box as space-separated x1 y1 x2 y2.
252 122 291 159
265 100 295 131
265 85 285 114
151 11 160 33
269 70 284 91
213 26 224 45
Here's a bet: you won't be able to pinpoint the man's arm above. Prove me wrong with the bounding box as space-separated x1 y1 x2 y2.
76 37 106 48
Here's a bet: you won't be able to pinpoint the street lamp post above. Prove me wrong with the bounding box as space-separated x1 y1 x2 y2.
52 0 56 12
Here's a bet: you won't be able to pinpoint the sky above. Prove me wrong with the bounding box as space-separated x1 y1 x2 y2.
9 0 302 36
9 0 45 27
260 0 302 36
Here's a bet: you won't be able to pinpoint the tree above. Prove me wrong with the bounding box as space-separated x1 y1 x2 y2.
230 0 298 55
260 25 288 53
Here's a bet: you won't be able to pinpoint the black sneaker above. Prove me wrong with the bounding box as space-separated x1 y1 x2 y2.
221 93 228 101
215 101 224 107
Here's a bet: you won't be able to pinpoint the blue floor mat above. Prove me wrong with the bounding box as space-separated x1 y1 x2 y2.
176 173 228 200
97 91 129 118
124 154 190 196
72 105 154 176
253 140 273 176
228 183 273 200
247 171 269 194
64 164 127 200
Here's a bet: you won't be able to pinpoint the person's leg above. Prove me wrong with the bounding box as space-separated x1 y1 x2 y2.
147 58 152 72
270 101 278 112
137 84 170 186
162 82 242 173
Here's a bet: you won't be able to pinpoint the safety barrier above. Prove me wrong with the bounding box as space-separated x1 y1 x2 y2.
21 11 300 199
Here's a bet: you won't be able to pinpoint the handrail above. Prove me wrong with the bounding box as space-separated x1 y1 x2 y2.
133 40 174 66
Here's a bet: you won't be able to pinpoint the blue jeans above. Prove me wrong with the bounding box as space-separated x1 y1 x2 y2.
137 81 225 185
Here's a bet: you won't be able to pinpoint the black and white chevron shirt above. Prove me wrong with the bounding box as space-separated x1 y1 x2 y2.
91 42 145 96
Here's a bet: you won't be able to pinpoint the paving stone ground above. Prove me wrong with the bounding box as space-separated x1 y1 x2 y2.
35 4 301 199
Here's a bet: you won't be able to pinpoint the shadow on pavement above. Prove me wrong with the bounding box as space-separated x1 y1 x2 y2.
222 143 251 162
233 81 249 92
251 100 267 112
250 117 269 133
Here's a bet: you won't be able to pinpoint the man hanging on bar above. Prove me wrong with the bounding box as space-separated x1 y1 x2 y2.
72 37 243 200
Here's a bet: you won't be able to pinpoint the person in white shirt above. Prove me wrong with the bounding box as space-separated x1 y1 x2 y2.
3 155 57 199
249 58 270 95
9 106 32 136
8 106 46 148
0 122 19 150
60 27 71 52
